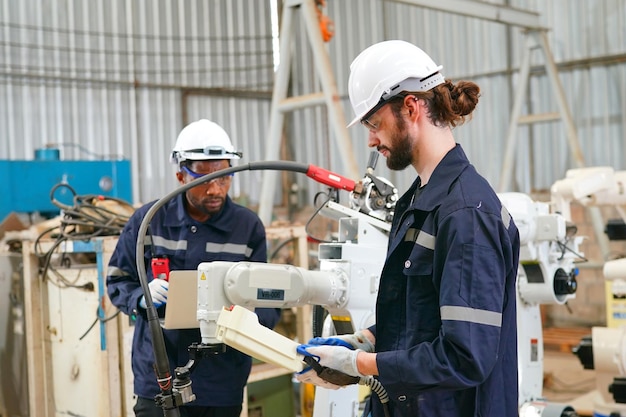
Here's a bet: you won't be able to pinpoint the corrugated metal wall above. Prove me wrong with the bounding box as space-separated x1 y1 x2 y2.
1 0 625 210
317 0 626 196
0 0 275 205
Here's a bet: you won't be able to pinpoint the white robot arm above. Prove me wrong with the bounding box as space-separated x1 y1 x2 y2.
550 166 626 414
551 166 626 223
163 157 395 417
499 192 584 417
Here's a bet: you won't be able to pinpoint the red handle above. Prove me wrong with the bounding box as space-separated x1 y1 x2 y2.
306 165 355 191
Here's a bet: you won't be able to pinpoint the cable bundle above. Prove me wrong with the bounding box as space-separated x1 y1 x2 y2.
49 182 135 239
33 182 135 289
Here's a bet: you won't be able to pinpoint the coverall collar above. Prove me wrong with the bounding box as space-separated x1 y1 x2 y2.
412 144 470 212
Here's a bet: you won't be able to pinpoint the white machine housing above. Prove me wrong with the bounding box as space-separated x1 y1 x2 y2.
194 200 389 417
498 192 584 415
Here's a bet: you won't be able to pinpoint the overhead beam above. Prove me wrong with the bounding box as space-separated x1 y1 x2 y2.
389 0 547 30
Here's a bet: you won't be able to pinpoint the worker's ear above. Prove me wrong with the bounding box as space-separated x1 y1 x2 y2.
404 95 420 121
175 170 185 184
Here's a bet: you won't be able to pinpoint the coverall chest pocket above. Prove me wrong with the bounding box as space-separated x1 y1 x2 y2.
402 246 433 278
403 252 440 337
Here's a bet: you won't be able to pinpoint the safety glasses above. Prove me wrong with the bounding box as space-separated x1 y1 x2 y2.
360 94 411 131
181 166 232 186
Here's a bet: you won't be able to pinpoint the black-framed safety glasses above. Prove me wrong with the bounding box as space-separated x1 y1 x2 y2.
360 94 407 131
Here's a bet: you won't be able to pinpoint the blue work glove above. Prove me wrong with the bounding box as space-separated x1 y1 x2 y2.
139 279 169 309
295 344 360 388
307 330 375 353
300 344 364 378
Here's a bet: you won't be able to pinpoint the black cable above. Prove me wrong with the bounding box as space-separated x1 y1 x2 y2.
135 161 309 414
556 238 587 263
79 308 121 341
268 237 298 262
304 191 335 243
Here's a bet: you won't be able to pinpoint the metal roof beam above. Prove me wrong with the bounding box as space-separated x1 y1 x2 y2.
389 0 547 30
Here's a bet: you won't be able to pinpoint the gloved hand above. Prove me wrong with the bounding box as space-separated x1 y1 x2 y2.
139 279 169 309
307 330 375 353
295 367 343 390
301 344 364 378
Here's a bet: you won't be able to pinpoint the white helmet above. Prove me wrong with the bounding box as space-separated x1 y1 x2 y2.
170 119 242 165
347 40 445 127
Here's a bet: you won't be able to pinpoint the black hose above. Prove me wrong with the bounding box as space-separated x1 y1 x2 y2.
135 161 310 412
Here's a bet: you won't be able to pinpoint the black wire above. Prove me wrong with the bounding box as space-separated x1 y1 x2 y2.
305 191 335 244
556 238 587 263
79 308 122 341
268 237 298 262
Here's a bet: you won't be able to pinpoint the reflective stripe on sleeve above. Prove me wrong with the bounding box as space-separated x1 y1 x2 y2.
440 305 502 327
404 228 436 250
107 266 130 278
206 242 253 257
501 206 511 230
152 235 187 251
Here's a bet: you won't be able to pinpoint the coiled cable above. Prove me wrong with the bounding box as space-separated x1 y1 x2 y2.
360 376 390 417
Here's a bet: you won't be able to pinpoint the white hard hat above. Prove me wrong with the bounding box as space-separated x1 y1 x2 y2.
170 119 242 165
347 40 445 127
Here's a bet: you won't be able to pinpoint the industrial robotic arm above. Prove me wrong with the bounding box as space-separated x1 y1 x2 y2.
498 192 584 417
551 166 626 416
158 153 395 417
550 167 626 223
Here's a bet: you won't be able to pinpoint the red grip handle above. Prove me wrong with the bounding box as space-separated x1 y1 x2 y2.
306 165 355 191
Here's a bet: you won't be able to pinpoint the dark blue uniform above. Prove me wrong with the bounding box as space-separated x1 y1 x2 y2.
369 144 520 417
106 194 281 407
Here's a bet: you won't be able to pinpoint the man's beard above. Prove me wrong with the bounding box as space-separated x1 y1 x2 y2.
385 115 413 171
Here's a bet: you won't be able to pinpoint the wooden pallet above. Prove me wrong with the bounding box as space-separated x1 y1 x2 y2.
542 327 591 353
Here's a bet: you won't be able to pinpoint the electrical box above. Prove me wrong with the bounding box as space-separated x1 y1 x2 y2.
0 148 132 220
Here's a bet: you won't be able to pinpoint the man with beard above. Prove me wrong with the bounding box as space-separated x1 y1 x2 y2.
107 119 280 417
297 41 521 417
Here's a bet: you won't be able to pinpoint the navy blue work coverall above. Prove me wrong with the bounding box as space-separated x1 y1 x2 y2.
367 144 520 417
106 194 281 408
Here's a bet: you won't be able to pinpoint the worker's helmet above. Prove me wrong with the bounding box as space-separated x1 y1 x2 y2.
347 40 445 127
170 119 242 165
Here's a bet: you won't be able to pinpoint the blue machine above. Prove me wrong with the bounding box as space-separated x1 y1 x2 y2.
0 147 132 220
